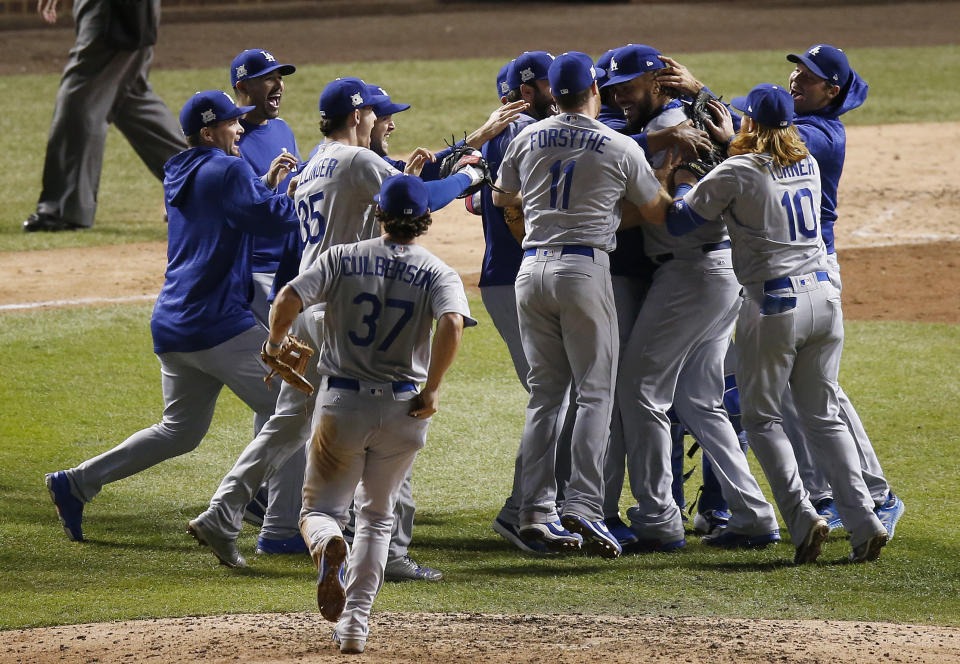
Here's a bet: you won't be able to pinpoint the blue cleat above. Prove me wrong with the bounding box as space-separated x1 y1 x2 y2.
45 471 84 542
693 509 731 536
875 491 905 540
561 514 622 559
813 497 844 531
703 528 781 549
603 515 639 548
493 517 549 554
518 520 582 553
256 533 309 555
314 536 347 622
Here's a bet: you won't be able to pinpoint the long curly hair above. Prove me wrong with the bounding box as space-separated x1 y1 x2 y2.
376 207 432 242
728 122 809 168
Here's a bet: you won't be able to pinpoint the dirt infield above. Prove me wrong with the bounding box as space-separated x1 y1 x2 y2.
3 2 960 661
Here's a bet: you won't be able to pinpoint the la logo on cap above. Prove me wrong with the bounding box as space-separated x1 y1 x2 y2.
809 45 822 55
261 50 275 62
610 57 618 71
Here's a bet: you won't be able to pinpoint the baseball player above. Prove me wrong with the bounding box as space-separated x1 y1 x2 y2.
266 174 475 654
664 83 889 563
188 77 483 569
494 52 676 557
228 48 310 555
601 44 779 551
45 91 299 542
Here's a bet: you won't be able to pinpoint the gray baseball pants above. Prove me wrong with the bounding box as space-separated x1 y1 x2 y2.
67 326 277 503
618 251 778 542
737 278 885 550
37 0 185 227
516 248 617 525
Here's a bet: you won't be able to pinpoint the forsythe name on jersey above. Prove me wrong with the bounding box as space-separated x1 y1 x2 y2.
764 155 817 182
528 123 610 154
341 254 435 291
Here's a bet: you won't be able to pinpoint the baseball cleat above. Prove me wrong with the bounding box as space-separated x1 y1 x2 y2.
561 514 622 559
333 631 366 655
849 530 888 563
813 497 844 531
187 519 246 568
603 515 639 547
314 535 348 622
255 533 309 555
622 537 687 555
518 521 583 553
492 517 549 554
875 491 905 540
242 487 269 527
703 529 781 549
793 518 830 565
45 471 84 542
693 509 731 536
384 555 443 582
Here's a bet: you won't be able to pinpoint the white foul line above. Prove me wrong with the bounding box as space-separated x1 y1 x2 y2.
0 294 156 311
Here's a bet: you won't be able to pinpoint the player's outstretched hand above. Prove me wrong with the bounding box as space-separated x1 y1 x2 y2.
703 99 735 145
654 146 683 189
286 175 299 198
664 120 713 160
466 100 530 148
408 388 439 419
404 148 434 176
657 55 703 97
266 150 299 189
37 0 58 24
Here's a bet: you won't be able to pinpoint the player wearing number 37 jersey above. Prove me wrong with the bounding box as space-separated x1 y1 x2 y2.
666 83 888 564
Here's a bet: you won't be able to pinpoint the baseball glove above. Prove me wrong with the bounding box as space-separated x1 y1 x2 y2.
261 335 315 395
439 143 499 199
680 87 728 178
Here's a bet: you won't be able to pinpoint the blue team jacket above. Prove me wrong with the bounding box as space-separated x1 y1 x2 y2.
794 72 868 255
152 146 299 354
238 118 300 274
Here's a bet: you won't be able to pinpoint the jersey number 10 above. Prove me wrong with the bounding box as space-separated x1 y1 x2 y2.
780 188 818 241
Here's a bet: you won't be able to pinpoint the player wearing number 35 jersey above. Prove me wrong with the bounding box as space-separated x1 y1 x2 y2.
666 83 888 564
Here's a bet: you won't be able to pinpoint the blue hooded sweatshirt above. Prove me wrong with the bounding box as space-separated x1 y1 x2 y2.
794 71 868 255
152 146 299 354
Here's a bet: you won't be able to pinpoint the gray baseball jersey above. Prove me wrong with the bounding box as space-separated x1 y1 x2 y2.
682 149 886 557
289 236 476 384
684 152 826 284
498 112 661 251
295 141 400 273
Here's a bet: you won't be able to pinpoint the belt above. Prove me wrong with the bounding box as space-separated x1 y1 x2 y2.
523 244 596 258
763 271 830 292
653 240 731 264
327 376 417 394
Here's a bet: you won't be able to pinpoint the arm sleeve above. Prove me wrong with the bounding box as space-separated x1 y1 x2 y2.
222 160 300 236
287 246 339 309
495 133 523 193
424 173 472 211
429 266 478 327
672 162 740 232
352 149 402 200
622 141 663 208
627 132 650 158
665 184 713 236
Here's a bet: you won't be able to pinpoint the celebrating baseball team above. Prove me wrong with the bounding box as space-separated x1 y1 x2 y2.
42 40 908 654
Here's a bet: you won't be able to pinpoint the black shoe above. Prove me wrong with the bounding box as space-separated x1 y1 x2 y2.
23 212 82 232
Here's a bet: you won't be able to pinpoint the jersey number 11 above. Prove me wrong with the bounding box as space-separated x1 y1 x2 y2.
548 159 577 210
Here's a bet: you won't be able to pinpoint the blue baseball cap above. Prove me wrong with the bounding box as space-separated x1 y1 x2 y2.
601 44 666 88
787 44 851 87
230 49 296 88
506 51 555 91
374 174 429 217
365 83 411 117
595 49 617 87
496 61 513 99
730 83 794 129
318 77 388 119
179 90 255 136
548 52 604 97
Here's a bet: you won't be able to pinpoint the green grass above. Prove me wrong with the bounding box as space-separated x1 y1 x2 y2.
1 301 958 629
2 44 960 250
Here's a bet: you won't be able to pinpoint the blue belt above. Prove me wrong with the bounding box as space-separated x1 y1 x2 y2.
523 244 596 258
653 240 731 264
327 377 417 394
763 271 830 292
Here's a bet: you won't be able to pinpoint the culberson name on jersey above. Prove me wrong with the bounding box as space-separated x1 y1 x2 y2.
340 254 435 290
